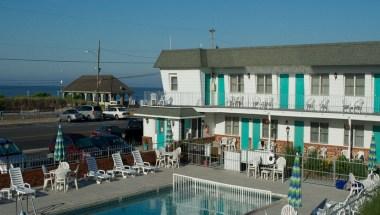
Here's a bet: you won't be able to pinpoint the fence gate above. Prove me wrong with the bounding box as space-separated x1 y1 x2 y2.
224 151 240 171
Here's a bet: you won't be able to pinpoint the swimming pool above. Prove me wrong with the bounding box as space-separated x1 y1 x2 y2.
61 186 280 215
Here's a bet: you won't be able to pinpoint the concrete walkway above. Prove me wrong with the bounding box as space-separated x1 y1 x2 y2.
0 165 348 215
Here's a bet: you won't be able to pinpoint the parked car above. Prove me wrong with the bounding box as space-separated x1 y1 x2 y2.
59 109 84 122
77 105 103 120
48 133 97 154
88 135 128 149
102 106 129 120
0 138 24 173
125 117 143 145
92 125 126 139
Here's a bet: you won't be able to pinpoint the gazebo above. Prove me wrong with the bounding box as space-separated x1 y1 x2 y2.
63 75 132 105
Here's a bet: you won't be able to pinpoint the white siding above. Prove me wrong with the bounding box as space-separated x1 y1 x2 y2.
143 118 156 142
160 69 202 93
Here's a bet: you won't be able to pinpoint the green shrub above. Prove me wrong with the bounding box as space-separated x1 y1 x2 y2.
335 155 367 178
360 189 380 214
32 92 51 97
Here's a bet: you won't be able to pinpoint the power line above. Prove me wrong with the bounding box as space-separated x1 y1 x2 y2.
0 57 154 64
102 48 157 59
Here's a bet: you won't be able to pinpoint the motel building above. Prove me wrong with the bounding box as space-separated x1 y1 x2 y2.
134 41 380 162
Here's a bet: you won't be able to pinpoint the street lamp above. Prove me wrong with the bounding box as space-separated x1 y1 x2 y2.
286 125 290 147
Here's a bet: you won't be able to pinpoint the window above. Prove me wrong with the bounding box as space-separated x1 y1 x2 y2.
344 125 364 147
262 120 278 139
170 75 178 91
230 74 244 93
257 74 272 94
311 74 329 95
310 122 329 144
225 116 239 135
345 74 364 96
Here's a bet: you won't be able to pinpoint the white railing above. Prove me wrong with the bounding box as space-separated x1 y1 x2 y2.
143 91 379 115
173 174 273 214
224 151 240 171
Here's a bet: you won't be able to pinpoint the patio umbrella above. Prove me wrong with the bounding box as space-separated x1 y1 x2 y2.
166 120 173 146
288 152 302 209
54 124 65 162
368 134 377 173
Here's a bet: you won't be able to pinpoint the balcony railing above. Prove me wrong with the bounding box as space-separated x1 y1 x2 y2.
142 91 380 115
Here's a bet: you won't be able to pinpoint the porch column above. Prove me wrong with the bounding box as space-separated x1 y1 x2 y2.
348 117 352 160
100 93 104 103
84 93 88 101
92 93 96 102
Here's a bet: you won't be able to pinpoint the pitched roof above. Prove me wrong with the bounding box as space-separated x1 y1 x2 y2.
64 75 133 94
154 41 380 69
133 106 204 119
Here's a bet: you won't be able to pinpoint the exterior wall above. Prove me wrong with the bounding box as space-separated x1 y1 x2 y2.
160 69 202 93
143 118 157 143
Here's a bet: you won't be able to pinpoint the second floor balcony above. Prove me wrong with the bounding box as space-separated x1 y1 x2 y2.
142 91 380 115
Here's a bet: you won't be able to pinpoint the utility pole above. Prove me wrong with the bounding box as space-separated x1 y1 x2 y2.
209 28 216 49
96 40 101 105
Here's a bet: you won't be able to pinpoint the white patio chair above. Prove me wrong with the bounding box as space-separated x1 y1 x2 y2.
59 161 70 170
67 164 79 190
348 173 364 196
168 150 180 168
281 204 297 215
342 98 351 113
150 93 157 105
273 157 286 183
220 137 228 150
155 149 166 168
86 156 113 184
55 169 68 192
9 167 37 214
306 98 316 111
253 97 261 108
307 146 316 156
355 151 365 160
112 152 137 178
320 98 329 112
41 165 54 191
132 150 156 174
228 138 237 151
247 156 261 178
319 147 327 159
353 99 364 113
341 149 350 160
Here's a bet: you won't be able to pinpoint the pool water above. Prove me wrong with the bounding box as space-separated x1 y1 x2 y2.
64 187 278 215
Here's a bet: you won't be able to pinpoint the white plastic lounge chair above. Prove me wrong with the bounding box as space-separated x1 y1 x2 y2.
9 167 37 214
55 169 68 192
42 165 54 191
132 150 156 174
281 204 297 215
86 156 113 184
67 164 79 190
342 98 351 113
112 152 137 178
273 157 286 183
353 99 364 113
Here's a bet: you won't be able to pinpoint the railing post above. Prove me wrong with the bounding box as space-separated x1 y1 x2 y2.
107 147 110 158
333 159 336 182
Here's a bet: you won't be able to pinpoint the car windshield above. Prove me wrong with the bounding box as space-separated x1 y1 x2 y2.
0 140 22 156
66 109 78 114
118 108 127 111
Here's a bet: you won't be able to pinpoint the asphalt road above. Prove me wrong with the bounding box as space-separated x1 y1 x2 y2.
0 120 126 152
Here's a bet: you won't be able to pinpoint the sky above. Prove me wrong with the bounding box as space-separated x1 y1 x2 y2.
0 0 380 88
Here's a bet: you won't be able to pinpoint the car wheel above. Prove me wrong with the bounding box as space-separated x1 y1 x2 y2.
115 114 119 120
87 115 91 120
67 116 71 123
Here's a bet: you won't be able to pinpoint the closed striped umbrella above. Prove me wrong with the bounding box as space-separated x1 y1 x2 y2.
54 124 65 162
368 134 376 173
288 153 302 209
166 120 173 146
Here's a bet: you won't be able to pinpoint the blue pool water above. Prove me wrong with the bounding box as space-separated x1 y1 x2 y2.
63 187 279 215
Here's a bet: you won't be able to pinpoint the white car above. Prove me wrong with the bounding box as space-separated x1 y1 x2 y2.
102 106 129 120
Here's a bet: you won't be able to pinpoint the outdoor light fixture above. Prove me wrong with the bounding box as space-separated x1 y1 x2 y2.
248 73 251 79
286 126 290 135
172 120 175 126
334 72 338 80
146 118 149 124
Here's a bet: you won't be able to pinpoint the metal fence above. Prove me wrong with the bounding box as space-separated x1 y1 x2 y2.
0 144 133 173
177 142 369 186
173 174 272 214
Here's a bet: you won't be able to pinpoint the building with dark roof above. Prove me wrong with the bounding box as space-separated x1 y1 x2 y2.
63 75 132 105
134 41 380 161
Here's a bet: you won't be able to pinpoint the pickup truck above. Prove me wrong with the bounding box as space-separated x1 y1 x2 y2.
102 106 129 120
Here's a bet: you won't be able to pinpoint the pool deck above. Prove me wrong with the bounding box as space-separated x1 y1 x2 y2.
0 165 348 215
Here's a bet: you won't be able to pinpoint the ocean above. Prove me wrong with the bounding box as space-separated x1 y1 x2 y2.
0 85 162 101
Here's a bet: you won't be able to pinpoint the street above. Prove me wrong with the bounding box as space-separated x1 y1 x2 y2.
0 120 126 152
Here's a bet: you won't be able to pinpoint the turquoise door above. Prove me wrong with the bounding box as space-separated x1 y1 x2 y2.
156 118 165 149
280 74 289 109
205 74 211 106
252 119 261 150
241 118 249 150
217 74 225 106
184 119 191 139
294 121 304 153
374 126 380 164
374 74 380 113
295 74 304 110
